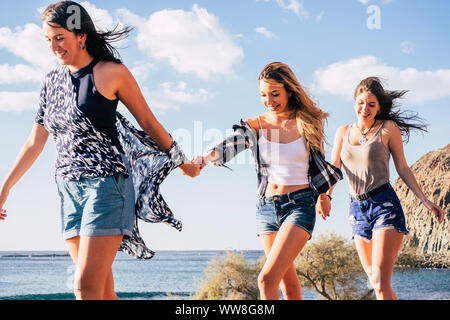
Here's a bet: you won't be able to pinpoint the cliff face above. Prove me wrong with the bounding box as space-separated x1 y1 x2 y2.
393 144 449 260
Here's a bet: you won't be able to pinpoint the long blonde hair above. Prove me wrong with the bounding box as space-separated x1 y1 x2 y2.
258 62 329 154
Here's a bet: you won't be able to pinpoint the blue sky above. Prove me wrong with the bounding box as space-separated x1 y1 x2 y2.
0 0 449 251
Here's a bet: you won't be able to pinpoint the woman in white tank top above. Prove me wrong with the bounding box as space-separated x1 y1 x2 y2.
321 77 445 300
194 62 330 300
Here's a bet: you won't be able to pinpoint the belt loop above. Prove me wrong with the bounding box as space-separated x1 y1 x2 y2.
287 192 292 203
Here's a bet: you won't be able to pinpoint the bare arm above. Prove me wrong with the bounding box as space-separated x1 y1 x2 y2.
0 124 49 220
316 125 347 220
387 121 445 223
111 64 200 177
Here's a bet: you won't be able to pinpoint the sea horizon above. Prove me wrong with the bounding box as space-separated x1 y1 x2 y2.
1 250 449 300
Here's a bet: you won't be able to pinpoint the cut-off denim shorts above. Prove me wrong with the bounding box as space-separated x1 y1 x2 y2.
349 183 409 241
256 187 316 239
55 154 135 240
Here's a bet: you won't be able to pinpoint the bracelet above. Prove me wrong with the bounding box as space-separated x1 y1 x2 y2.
319 194 332 201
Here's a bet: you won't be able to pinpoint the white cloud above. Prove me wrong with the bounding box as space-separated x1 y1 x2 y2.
79 1 115 31
255 27 276 39
357 0 394 5
130 62 155 82
0 91 39 111
312 56 450 104
401 41 415 55
118 5 243 79
0 64 44 84
142 82 212 111
316 11 325 22
276 0 309 19
0 24 56 71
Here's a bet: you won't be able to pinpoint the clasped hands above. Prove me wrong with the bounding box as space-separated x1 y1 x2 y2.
316 193 331 220
178 153 212 178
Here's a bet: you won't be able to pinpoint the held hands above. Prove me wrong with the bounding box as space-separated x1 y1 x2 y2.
316 193 331 220
179 160 202 178
178 153 213 178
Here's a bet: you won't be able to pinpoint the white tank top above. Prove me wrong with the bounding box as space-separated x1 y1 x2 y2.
257 116 309 185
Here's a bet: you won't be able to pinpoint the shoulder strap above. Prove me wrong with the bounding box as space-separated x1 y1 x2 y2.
257 116 263 129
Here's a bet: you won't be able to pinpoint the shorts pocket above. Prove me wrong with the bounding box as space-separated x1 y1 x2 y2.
112 174 126 198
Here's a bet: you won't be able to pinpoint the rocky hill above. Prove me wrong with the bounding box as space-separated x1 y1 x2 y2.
393 144 449 267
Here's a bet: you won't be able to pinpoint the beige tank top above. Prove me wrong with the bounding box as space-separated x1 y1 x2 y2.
340 121 390 195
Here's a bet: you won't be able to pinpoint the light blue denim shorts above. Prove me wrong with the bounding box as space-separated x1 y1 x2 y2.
55 154 135 240
256 187 316 239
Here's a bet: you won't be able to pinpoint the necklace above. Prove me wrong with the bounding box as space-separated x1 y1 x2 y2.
355 120 376 144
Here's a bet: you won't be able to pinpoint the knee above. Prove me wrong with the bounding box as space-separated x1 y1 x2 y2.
73 272 104 300
368 265 390 294
257 271 278 292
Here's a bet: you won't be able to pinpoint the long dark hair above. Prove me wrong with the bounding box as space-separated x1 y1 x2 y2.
42 1 133 63
354 77 428 143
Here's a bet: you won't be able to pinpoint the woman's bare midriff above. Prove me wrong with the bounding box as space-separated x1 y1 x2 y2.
264 183 310 197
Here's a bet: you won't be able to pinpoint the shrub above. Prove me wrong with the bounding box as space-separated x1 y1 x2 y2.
294 233 374 300
193 251 260 300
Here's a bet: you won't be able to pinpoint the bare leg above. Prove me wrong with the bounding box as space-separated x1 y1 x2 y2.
371 229 404 300
353 235 374 280
68 235 123 300
258 223 310 300
259 232 302 300
103 269 119 300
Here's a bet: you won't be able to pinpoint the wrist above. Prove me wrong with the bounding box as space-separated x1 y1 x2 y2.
205 150 216 163
318 193 332 201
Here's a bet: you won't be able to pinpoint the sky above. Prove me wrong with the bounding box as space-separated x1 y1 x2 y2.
0 0 449 252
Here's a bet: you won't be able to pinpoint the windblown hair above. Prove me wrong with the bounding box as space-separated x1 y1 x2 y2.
259 62 329 154
42 1 133 63
354 77 428 143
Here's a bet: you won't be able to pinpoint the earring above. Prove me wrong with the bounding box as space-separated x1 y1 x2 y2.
79 42 85 50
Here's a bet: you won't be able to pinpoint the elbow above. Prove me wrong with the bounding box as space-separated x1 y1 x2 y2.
396 165 412 181
26 136 47 154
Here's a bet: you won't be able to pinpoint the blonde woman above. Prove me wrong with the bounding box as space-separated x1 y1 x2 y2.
194 62 330 300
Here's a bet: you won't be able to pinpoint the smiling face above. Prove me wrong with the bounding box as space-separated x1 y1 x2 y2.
43 22 85 67
259 79 291 114
354 90 381 123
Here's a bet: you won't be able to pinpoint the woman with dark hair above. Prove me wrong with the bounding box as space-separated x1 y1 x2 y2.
0 1 200 300
194 62 334 300
317 77 445 300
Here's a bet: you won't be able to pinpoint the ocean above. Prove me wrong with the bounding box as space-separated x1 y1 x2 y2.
0 250 449 300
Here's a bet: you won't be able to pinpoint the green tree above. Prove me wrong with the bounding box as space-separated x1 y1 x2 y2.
295 233 374 300
193 251 260 300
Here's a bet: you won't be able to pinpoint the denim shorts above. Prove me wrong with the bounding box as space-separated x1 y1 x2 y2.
349 183 409 241
55 154 135 240
256 187 316 239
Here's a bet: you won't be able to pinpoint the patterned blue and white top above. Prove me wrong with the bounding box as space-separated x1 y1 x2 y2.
35 61 187 259
35 59 128 180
